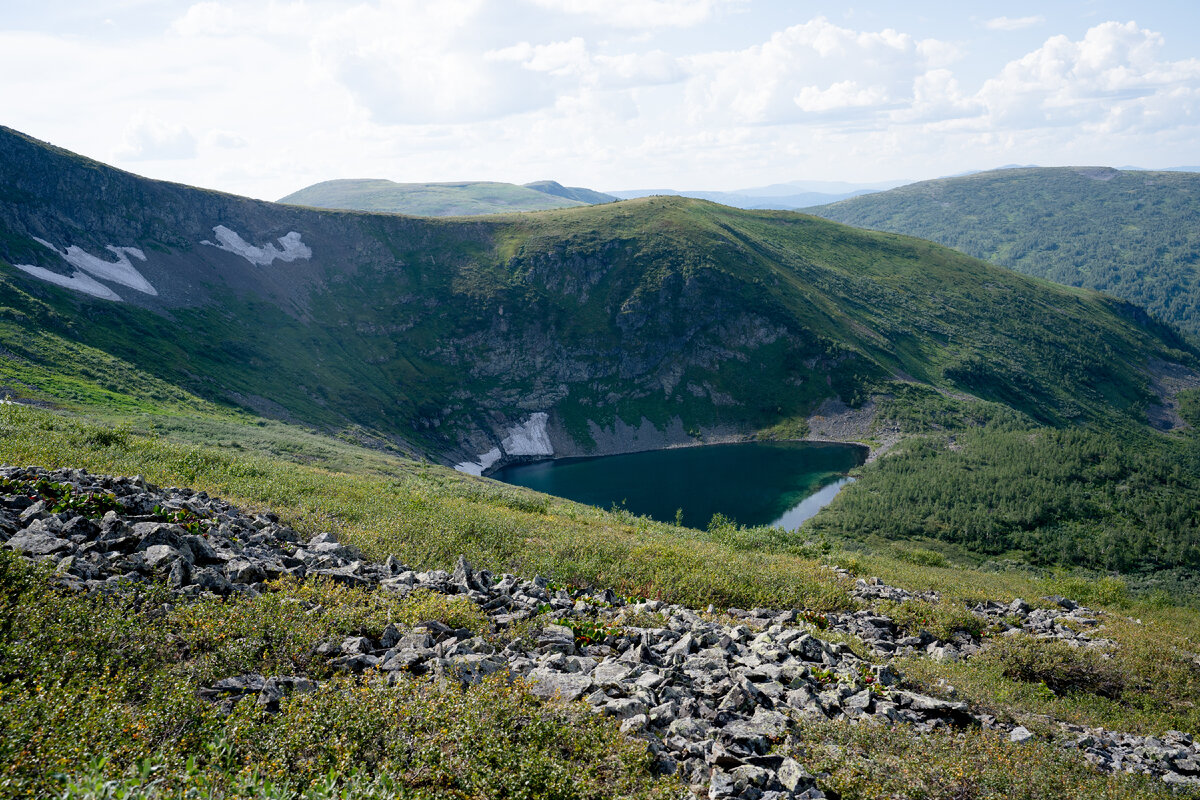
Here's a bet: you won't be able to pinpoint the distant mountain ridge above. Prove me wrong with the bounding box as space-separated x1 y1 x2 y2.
608 178 910 211
278 178 614 217
806 166 1200 338
523 180 616 205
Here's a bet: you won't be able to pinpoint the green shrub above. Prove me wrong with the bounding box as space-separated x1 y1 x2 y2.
892 547 949 568
789 720 1175 799
984 634 1125 699
1045 574 1130 608
881 599 985 641
0 552 672 799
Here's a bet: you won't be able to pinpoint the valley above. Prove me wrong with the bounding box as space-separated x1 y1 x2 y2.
3 126 1200 799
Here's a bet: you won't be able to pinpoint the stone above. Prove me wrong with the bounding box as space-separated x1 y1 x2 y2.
526 669 594 701
844 689 874 713
1010 726 1035 744
193 567 233 595
6 530 71 556
777 756 812 791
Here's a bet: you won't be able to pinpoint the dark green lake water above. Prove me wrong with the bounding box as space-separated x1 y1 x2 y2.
493 441 866 530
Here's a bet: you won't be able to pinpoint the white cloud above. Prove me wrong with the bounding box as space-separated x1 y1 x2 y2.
3 4 1200 199
977 21 1200 133
205 130 247 149
794 80 888 113
986 15 1045 32
524 0 742 29
171 1 241 36
115 113 197 161
685 17 952 124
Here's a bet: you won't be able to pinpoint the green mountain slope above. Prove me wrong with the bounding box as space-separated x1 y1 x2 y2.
0 125 1194 452
3 126 1200 581
524 180 617 205
278 177 590 216
806 167 1200 338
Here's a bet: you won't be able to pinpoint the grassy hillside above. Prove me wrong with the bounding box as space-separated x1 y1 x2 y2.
2 126 1200 586
523 180 617 205
2 402 1198 798
278 178 588 216
806 167 1200 338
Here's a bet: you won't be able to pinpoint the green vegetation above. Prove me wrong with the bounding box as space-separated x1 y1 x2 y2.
0 551 675 799
522 180 617 206
6 125 1200 795
277 178 591 216
788 722 1177 799
807 386 1200 591
808 166 1200 338
3 125 1195 463
2 403 1200 795
0 403 852 611
984 634 1126 698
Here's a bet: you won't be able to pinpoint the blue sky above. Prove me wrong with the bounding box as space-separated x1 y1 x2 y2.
3 1 1198 199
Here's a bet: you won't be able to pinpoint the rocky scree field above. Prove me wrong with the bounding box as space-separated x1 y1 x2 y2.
3 463 1199 799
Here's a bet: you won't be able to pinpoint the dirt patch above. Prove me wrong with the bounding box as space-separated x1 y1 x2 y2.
805 397 901 463
1146 358 1200 431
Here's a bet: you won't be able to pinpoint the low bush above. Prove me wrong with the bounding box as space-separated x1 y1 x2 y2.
880 598 985 641
983 634 1125 699
789 721 1176 799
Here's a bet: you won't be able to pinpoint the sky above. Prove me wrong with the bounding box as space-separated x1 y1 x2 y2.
2 0 1199 200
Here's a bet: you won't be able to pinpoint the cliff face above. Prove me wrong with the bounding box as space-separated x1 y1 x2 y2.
0 126 1194 467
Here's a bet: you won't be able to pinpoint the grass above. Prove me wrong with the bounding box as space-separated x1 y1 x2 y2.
788 721 1183 799
0 552 677 799
0 403 851 612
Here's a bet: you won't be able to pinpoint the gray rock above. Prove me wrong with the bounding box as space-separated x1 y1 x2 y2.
777 757 812 791
6 530 71 556
526 669 594 701
1010 726 1035 743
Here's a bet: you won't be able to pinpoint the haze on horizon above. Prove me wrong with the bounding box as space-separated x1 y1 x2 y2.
2 0 1198 201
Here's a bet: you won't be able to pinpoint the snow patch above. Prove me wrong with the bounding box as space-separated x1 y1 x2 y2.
479 447 503 470
501 412 554 457
30 237 157 295
13 264 123 301
453 414 552 475
204 225 312 266
12 237 159 301
454 447 502 476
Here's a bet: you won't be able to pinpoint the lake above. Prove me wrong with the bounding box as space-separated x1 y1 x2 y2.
493 440 866 530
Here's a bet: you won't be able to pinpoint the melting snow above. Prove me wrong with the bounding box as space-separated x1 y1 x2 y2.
454 447 502 476
453 414 553 475
13 264 122 301
31 237 157 295
11 237 160 302
501 412 554 456
203 225 312 266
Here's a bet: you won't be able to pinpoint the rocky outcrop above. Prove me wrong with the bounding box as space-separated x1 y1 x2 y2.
3 465 1198 796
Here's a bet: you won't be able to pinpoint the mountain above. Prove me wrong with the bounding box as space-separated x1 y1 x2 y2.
523 180 617 205
608 179 910 211
806 166 1200 338
609 188 879 210
278 178 591 216
2 125 1200 579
